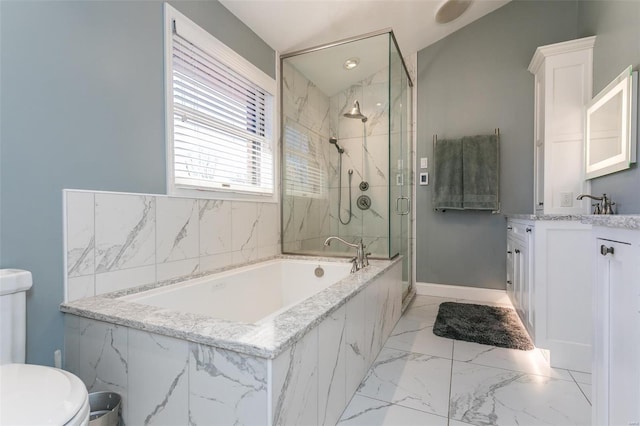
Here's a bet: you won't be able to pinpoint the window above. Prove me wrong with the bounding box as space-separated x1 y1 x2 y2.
283 125 324 198
164 4 276 197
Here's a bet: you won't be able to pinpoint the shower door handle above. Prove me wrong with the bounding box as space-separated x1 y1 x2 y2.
396 196 411 215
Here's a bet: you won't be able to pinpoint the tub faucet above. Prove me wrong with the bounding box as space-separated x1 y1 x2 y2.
576 193 615 214
324 236 366 271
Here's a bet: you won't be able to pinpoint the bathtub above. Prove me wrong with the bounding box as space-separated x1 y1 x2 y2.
62 256 402 425
120 259 352 324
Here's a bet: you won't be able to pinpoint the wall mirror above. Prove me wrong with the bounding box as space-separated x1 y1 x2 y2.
585 65 638 179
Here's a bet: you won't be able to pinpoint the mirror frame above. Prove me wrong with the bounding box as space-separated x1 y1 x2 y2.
585 65 638 179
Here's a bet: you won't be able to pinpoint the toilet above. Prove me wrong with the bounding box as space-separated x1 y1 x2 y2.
0 269 90 425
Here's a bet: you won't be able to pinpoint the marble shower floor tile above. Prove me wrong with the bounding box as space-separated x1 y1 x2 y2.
383 316 453 359
356 347 452 417
338 394 448 426
449 361 591 426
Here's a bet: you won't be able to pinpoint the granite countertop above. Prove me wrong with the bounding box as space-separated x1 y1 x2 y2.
505 213 640 230
580 215 640 230
505 214 587 221
60 255 401 359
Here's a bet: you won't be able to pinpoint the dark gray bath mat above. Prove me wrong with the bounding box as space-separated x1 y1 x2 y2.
433 302 534 350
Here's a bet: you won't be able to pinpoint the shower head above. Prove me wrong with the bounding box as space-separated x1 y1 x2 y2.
329 137 344 154
344 101 368 123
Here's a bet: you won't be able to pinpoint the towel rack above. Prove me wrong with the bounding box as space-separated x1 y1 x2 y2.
432 128 501 214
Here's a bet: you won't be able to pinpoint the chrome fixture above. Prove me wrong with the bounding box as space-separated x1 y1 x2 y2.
329 137 344 154
324 236 369 272
330 137 353 224
577 193 616 214
344 101 368 122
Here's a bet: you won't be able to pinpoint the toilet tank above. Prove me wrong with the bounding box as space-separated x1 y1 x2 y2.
0 269 33 364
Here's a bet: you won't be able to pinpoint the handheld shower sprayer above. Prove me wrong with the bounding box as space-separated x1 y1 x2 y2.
329 137 344 154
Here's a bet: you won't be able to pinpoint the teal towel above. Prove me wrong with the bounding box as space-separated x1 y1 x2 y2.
433 138 463 210
462 134 499 210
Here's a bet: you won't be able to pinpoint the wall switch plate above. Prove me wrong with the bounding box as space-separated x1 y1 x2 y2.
420 157 428 169
419 172 429 185
560 192 573 207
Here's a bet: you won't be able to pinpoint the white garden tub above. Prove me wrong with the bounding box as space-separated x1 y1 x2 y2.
120 258 352 324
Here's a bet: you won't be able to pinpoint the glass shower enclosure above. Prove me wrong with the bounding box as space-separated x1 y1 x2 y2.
281 30 414 298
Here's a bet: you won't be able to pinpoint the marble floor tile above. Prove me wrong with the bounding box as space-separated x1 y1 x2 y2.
569 370 592 384
338 394 448 426
356 347 452 417
577 382 592 405
452 340 574 381
449 361 591 426
402 296 455 324
449 419 476 426
383 316 453 359
455 298 514 309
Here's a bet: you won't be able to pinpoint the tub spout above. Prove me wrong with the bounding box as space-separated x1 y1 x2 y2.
324 236 366 272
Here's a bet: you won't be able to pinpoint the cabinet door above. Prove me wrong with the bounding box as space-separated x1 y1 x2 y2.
506 237 515 303
513 239 526 317
594 239 640 426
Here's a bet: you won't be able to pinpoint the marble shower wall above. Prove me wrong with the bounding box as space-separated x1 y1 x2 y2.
328 65 391 257
64 189 279 301
281 61 332 253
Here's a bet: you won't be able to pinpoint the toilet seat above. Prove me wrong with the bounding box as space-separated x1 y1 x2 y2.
0 363 89 425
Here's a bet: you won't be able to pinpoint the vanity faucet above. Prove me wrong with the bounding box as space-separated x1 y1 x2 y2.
324 236 367 271
576 193 615 214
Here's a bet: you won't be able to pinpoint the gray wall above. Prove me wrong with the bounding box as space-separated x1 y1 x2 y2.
0 0 274 366
415 0 579 288
578 0 640 214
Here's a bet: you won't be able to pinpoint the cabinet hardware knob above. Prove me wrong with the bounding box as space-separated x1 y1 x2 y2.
507 251 512 254
507 280 512 284
515 249 521 254
538 202 544 206
526 228 532 232
600 245 614 256
507 226 513 230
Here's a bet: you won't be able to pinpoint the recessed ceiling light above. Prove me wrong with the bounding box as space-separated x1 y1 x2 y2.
344 58 360 70
435 0 473 24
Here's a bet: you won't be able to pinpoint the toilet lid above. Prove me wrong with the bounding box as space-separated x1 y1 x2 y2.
0 364 88 425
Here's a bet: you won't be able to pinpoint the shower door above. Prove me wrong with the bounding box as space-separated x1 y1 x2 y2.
389 36 413 298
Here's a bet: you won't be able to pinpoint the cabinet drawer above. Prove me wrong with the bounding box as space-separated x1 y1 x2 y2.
507 221 534 241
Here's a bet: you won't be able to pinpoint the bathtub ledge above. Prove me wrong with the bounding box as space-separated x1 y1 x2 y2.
60 256 401 359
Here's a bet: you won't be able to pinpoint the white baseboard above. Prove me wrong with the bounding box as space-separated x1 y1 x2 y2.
415 282 510 304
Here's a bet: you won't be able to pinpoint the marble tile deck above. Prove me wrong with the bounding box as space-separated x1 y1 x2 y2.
339 295 592 426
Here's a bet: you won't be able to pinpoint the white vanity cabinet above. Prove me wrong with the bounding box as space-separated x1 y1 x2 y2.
506 218 593 372
528 37 594 215
506 219 534 335
593 227 640 426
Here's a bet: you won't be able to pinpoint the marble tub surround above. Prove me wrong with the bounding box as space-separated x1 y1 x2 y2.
63 189 280 302
64 258 403 425
61 256 401 359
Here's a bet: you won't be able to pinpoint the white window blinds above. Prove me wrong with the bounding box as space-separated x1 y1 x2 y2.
169 16 274 195
283 125 324 197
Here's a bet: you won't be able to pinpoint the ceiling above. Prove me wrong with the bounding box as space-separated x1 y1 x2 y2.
219 0 512 57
